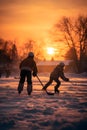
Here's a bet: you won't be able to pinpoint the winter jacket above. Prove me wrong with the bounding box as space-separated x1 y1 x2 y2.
19 57 38 74
50 65 68 81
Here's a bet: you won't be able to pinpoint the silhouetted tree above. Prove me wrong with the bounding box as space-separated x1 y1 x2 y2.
0 49 11 64
51 57 54 61
21 40 35 58
10 44 18 62
21 39 43 61
0 38 5 49
53 15 87 73
0 38 19 77
0 49 11 77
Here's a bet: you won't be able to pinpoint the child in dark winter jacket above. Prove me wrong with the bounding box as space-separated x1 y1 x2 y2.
18 52 38 95
42 62 69 93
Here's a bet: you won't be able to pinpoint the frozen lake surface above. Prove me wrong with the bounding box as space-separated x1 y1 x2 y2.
0 73 87 130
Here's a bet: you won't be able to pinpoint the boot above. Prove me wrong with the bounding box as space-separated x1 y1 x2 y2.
55 89 60 94
27 84 32 95
54 86 60 94
18 83 24 94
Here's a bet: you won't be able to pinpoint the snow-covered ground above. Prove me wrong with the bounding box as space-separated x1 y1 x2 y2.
0 73 87 130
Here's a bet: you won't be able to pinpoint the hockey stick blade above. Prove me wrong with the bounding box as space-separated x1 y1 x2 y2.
36 75 55 95
46 90 54 95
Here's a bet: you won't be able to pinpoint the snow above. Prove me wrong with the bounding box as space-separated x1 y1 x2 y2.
0 73 87 130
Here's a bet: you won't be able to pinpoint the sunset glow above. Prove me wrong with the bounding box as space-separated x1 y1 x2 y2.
0 0 87 43
0 0 87 60
47 47 55 55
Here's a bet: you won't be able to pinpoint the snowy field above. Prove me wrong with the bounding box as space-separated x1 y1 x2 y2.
0 73 87 130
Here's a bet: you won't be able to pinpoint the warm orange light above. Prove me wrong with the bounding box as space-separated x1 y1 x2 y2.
47 47 55 55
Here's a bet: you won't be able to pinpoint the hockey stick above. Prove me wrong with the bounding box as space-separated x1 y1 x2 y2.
36 75 54 95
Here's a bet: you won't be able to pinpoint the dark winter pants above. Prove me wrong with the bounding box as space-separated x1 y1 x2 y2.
18 69 32 94
44 76 61 91
19 69 32 84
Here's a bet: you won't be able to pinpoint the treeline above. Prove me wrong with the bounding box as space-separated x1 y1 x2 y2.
0 38 18 77
0 38 43 77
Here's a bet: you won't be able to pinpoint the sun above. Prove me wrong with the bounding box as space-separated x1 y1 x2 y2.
47 47 55 55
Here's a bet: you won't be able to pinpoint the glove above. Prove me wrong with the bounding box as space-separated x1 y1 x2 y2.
33 72 37 77
65 78 69 82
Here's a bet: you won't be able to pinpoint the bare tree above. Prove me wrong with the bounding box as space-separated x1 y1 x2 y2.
22 40 34 58
54 15 87 73
0 38 19 77
21 39 43 61
10 43 18 62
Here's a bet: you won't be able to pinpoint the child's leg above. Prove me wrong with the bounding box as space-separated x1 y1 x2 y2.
54 79 61 93
18 83 24 94
42 77 53 90
26 71 32 95
17 70 26 94
27 84 32 95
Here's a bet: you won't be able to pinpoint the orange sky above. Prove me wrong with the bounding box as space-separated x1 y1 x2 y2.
0 0 87 44
0 0 87 60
